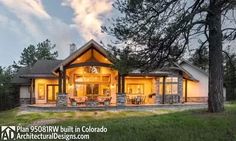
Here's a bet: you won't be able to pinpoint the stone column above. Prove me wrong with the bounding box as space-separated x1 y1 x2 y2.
178 73 183 103
56 66 67 108
56 94 67 108
117 93 126 107
155 78 161 104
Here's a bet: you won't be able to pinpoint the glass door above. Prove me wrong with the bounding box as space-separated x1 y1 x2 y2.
47 85 58 103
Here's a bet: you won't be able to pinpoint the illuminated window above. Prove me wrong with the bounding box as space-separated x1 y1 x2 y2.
165 84 178 94
86 84 99 95
159 77 178 95
101 84 110 96
127 84 144 94
166 77 178 83
38 84 45 100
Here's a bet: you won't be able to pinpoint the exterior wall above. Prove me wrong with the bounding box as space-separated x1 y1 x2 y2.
181 63 209 98
181 63 208 102
181 62 226 102
19 86 32 104
125 77 156 104
35 78 58 104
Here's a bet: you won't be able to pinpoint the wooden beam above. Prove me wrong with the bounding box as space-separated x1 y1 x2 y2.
185 79 188 102
121 75 125 93
58 71 62 93
66 62 111 69
63 67 66 94
118 73 121 93
30 78 34 104
162 76 166 104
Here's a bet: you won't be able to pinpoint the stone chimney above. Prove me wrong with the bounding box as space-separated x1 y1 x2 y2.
70 43 77 54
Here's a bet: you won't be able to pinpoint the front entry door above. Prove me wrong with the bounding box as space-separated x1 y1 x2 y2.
47 85 58 103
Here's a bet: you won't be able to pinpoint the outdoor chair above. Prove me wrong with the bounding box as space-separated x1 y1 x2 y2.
97 97 112 105
69 97 77 106
136 96 142 104
141 96 146 104
75 96 88 105
126 96 131 104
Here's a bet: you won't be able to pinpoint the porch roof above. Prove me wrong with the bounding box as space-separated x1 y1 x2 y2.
11 67 31 85
161 63 199 82
20 59 62 78
128 69 169 77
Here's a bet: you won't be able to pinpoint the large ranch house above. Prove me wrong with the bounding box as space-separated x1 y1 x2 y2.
12 40 226 107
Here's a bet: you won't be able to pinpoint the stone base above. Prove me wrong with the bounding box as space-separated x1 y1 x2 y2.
56 94 67 107
117 93 126 106
20 98 35 105
157 94 181 104
186 97 208 103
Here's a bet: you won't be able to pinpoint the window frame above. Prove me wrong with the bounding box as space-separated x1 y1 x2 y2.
159 77 178 95
126 83 144 95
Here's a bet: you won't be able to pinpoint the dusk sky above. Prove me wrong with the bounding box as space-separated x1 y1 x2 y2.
0 0 235 67
0 0 115 67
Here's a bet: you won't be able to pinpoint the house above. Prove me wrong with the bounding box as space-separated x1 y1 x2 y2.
12 39 226 106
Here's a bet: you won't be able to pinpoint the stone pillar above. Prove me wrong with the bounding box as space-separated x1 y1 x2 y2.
178 73 183 103
117 93 126 107
56 94 67 108
155 78 161 104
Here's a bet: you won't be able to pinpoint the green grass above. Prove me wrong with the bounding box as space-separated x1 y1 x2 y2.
0 103 236 141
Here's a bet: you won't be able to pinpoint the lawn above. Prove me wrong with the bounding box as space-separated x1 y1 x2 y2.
0 103 236 141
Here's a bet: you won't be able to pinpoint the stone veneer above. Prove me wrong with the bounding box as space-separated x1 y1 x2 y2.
177 72 183 103
56 94 67 107
20 98 35 105
117 93 126 106
187 97 208 103
155 78 162 104
155 70 183 104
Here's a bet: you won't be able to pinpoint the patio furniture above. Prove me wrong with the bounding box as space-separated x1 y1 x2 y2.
97 97 112 105
69 96 88 106
69 97 77 106
126 96 131 104
141 96 146 104
136 96 142 104
75 96 88 105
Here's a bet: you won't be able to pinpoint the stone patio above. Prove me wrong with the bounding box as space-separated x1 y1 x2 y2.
22 102 207 112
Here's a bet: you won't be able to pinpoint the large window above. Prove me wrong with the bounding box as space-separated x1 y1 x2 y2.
159 77 178 95
127 84 144 95
86 84 99 95
38 84 45 100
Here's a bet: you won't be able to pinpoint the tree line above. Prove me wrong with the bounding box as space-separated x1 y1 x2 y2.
0 39 58 111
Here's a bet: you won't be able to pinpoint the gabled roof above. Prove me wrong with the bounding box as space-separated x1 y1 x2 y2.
53 39 111 72
161 61 199 81
179 60 209 76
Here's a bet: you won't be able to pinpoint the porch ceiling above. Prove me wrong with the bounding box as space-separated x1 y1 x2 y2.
52 39 113 73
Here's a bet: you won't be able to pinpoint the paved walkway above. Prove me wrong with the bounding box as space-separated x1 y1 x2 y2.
19 103 208 113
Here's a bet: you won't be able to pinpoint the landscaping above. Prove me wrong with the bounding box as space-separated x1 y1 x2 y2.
0 102 236 141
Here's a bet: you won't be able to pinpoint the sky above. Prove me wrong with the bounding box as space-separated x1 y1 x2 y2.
0 0 235 67
0 0 115 67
